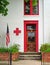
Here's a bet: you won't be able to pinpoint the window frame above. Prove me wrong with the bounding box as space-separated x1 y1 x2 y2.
24 0 39 15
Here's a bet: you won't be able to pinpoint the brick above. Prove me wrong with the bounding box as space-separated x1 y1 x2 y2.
42 52 50 62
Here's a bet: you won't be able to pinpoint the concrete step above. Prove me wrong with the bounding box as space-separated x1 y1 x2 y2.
19 55 41 57
19 52 41 60
19 52 41 54
19 56 41 60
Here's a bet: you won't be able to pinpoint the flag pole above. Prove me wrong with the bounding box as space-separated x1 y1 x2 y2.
6 24 11 65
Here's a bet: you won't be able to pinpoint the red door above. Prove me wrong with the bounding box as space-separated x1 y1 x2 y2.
24 20 38 52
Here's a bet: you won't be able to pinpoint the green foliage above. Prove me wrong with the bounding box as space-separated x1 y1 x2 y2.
25 0 38 6
0 44 20 53
0 0 9 16
40 43 50 52
44 48 50 52
0 47 8 53
25 0 29 3
9 44 20 53
32 0 38 6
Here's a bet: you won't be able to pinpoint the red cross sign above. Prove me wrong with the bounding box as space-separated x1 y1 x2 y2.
14 28 21 36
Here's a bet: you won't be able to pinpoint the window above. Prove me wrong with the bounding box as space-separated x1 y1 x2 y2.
26 24 36 43
24 0 39 15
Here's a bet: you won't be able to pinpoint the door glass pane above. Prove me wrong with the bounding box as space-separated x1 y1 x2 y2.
24 0 30 14
28 32 35 42
27 24 36 30
32 0 38 14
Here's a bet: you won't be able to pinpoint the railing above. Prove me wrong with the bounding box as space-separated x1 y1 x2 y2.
9 53 12 65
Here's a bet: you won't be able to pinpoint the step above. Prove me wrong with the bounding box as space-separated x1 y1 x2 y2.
19 52 41 55
19 57 41 60
19 56 41 60
19 55 41 57
19 52 41 60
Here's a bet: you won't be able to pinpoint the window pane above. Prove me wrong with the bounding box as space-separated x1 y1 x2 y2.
27 24 36 30
28 32 35 42
32 0 39 14
24 0 30 14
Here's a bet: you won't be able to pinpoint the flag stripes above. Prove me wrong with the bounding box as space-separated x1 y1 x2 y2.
6 24 10 46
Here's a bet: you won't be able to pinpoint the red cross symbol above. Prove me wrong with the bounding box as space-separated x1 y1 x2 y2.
14 28 21 36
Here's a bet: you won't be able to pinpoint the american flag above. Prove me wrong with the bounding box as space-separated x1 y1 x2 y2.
6 24 10 46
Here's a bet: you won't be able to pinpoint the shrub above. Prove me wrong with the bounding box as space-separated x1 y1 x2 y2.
40 43 50 52
44 48 50 52
0 47 8 53
9 44 20 53
0 44 20 53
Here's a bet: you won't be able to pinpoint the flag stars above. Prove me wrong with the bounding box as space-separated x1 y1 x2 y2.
14 28 21 36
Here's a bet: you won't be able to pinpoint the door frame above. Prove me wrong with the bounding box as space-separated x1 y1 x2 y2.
24 20 38 52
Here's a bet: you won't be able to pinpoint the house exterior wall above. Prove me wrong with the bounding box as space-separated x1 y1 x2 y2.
0 0 49 52
44 0 50 43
